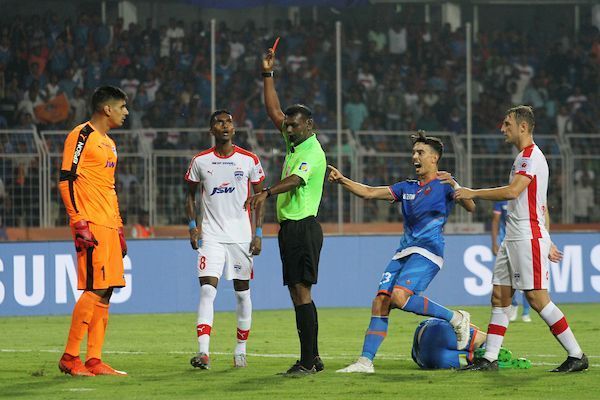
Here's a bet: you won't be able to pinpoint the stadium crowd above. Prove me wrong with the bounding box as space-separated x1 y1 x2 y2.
0 9 599 228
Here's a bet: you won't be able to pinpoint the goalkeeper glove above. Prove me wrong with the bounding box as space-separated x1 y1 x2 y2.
73 220 98 252
118 227 127 258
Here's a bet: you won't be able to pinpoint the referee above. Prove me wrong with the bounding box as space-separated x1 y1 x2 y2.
245 47 326 375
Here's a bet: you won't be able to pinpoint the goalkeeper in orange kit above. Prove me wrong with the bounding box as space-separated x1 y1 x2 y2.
57 86 129 377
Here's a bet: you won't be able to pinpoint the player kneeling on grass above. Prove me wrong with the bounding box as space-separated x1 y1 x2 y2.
330 131 476 374
412 318 530 370
185 110 266 369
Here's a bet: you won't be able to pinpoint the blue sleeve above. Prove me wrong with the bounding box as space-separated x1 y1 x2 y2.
493 202 502 212
445 181 455 203
389 181 403 202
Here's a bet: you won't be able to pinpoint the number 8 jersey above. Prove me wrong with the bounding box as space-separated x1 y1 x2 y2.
185 146 265 243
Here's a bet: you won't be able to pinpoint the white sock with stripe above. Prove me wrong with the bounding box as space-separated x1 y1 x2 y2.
197 284 217 354
483 306 511 362
234 289 252 355
539 302 583 358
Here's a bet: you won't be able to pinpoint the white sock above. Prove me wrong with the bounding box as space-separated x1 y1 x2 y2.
197 284 217 354
539 302 583 358
234 289 252 355
483 306 511 362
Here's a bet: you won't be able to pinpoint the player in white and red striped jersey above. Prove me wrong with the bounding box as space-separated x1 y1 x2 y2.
449 105 587 373
184 110 265 369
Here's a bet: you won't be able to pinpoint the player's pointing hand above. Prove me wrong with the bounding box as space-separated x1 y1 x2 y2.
327 165 345 183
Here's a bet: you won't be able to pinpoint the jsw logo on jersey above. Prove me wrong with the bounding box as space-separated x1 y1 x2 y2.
210 183 235 196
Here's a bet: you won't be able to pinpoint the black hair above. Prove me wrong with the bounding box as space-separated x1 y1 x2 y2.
284 104 312 119
411 130 444 160
91 86 127 112
506 105 535 133
209 109 233 127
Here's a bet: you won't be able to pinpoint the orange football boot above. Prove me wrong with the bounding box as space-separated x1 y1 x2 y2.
85 358 128 376
59 353 95 377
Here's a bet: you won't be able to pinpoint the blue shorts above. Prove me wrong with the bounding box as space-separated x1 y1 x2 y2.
377 253 440 296
411 319 475 369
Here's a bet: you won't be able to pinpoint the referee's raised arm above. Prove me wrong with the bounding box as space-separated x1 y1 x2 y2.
262 48 285 129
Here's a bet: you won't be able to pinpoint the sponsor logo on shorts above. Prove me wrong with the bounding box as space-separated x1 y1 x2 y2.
513 272 521 283
234 264 242 271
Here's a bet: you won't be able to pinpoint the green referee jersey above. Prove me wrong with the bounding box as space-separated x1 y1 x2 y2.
276 132 326 222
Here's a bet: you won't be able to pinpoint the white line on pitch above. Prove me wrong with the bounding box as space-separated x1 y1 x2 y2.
3 348 598 361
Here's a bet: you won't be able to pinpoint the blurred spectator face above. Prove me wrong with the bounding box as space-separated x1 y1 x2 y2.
29 63 41 79
20 113 33 126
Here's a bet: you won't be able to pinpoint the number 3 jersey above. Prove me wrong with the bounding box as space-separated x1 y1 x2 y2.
185 146 265 243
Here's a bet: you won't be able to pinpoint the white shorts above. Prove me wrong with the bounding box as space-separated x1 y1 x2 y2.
197 241 253 281
492 237 550 290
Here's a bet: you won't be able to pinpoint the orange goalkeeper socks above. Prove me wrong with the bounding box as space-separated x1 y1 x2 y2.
64 291 101 357
86 301 109 361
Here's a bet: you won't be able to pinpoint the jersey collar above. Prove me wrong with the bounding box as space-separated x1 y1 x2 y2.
292 133 316 152
213 145 237 159
418 177 437 186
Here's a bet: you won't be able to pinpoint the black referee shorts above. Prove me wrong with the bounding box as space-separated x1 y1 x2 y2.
278 216 323 286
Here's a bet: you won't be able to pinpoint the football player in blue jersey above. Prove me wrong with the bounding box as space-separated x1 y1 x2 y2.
329 130 476 373
492 201 531 322
411 318 487 369
412 318 529 369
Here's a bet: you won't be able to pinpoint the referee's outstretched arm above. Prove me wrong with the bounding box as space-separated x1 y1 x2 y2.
262 48 285 129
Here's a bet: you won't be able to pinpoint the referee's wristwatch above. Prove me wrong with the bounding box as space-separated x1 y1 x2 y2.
262 187 272 197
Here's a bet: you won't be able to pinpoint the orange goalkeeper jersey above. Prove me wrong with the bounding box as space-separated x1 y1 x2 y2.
59 122 123 228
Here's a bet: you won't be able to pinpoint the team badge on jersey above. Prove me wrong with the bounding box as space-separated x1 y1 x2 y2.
234 170 244 181
299 162 309 172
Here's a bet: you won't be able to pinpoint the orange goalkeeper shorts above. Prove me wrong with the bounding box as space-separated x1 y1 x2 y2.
72 223 126 290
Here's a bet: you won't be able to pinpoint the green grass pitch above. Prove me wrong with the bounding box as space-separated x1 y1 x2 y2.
0 304 598 399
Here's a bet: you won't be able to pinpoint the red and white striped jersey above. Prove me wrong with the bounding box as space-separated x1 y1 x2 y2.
185 146 265 243
505 143 549 241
